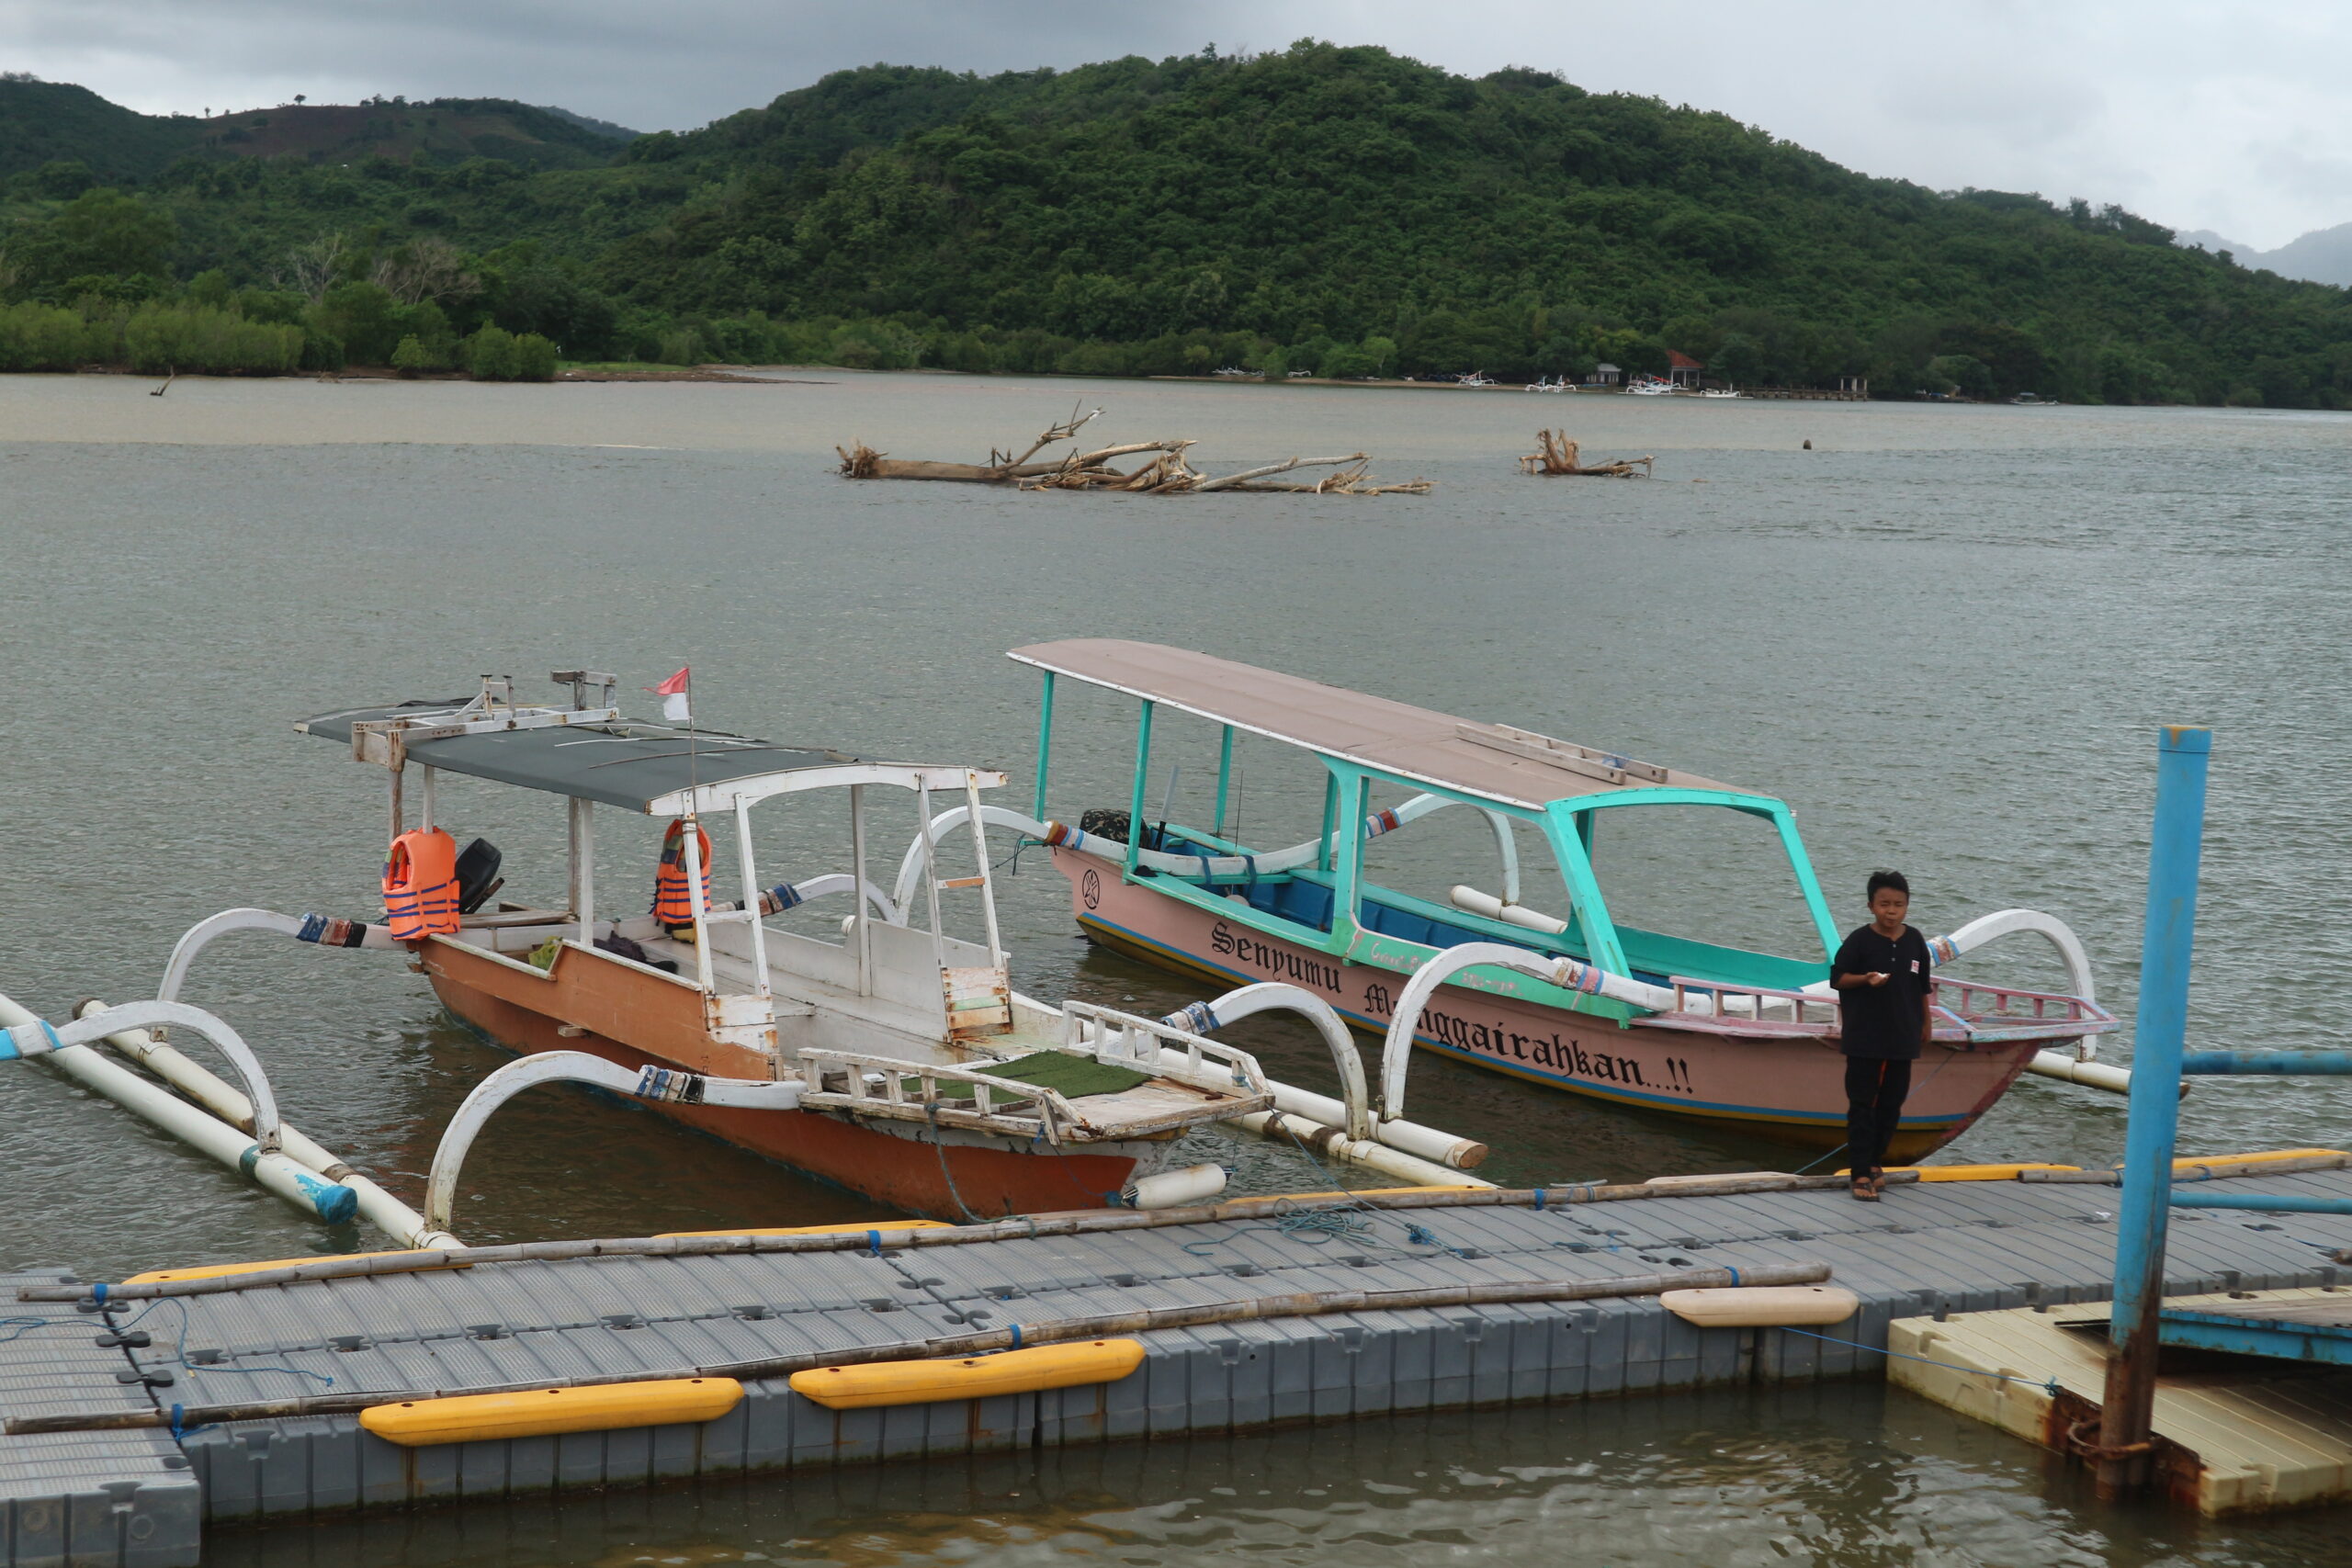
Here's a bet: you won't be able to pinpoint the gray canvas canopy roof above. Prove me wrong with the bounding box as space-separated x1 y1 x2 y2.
1010 639 1758 811
298 703 988 815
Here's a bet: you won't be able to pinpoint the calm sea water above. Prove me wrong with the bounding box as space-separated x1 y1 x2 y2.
3 371 2347 1562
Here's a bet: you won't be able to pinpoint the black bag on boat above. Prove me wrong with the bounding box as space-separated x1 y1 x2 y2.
595 931 678 974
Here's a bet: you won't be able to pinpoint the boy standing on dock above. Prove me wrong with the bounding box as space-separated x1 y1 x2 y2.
1830 870 1934 1200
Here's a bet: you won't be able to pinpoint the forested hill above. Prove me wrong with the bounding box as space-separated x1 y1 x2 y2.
5 45 2350 405
0 76 631 181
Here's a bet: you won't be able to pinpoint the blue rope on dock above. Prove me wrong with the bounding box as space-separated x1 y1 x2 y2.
123 1297 336 1393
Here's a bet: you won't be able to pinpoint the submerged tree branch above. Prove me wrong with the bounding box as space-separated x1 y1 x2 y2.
1519 429 1654 478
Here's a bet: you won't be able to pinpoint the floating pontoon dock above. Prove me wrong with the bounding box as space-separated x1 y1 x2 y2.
5 1160 2349 1566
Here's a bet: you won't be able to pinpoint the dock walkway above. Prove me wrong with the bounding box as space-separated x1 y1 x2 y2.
6 1165 2350 1566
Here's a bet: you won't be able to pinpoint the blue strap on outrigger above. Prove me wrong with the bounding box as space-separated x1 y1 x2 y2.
0 1019 64 1061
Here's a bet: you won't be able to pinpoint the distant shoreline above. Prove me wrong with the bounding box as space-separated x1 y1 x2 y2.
9 366 1975 404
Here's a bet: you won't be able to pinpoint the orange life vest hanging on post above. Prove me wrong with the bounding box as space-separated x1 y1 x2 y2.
384 828 461 941
653 819 713 934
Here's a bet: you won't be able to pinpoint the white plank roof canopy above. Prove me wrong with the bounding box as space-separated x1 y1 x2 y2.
1008 639 1755 811
299 674 1001 816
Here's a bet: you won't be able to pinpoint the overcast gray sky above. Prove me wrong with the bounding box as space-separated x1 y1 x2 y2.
4 1 2346 250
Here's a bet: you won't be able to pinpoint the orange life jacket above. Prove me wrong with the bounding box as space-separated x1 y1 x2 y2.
652 820 713 930
383 828 461 941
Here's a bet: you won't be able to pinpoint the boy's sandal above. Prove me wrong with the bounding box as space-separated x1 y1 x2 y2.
1849 1175 1880 1201
1867 1167 1889 1197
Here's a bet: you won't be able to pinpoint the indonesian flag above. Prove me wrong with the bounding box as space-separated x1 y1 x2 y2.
648 667 691 723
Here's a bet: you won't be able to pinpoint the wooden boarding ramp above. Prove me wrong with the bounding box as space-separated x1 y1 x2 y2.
1891 1288 2352 1516
4 1160 2350 1566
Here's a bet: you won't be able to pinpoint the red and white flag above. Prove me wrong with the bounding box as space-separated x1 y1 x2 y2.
647 667 691 723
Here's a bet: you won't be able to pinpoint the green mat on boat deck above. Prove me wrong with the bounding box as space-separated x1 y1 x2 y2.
940 1052 1157 1101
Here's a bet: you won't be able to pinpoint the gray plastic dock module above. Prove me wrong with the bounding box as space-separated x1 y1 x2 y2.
0 1275 201 1568
6 1169 2351 1562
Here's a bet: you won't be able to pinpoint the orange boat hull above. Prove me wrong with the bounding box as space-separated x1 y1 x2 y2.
419 938 1146 1220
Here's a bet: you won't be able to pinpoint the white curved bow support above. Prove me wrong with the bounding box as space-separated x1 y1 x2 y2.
1926 909 2098 1004
1375 942 1674 1122
159 906 399 1009
424 1051 804 1231
1161 982 1373 1141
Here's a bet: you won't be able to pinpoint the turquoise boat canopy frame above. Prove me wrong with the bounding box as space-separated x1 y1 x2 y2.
1009 639 1842 998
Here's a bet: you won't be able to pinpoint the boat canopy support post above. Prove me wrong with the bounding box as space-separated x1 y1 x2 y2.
2098 725 2211 1500
420 765 436 833
1317 772 1340 873
1032 670 1056 823
852 784 874 996
424 1051 803 1233
733 798 775 1021
1543 807 1632 978
683 813 716 998
916 779 947 973
570 798 595 948
1770 806 1841 962
964 773 1005 969
1125 701 1155 880
1215 726 1234 840
1330 773 1367 952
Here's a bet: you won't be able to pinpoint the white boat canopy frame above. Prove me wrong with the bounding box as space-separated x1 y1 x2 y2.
1012 639 1842 983
298 673 1011 1015
298 684 989 819
1009 638 1761 814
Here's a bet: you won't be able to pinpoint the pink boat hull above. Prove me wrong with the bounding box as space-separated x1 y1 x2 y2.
1055 849 2043 1158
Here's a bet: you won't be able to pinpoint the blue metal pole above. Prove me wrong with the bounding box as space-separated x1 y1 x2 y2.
2168 1191 2352 1215
2098 725 2211 1498
2181 1051 2352 1076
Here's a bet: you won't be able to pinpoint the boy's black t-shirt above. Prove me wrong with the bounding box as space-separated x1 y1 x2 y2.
1830 923 1933 1059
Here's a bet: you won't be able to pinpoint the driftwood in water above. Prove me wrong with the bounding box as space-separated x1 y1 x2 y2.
838 406 1430 495
1022 448 1430 496
836 407 1127 481
1520 430 1654 478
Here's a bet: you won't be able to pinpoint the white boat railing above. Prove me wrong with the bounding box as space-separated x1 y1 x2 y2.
1062 1000 1271 1100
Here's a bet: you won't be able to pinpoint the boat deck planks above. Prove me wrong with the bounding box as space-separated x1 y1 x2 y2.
6 1169 2352 1564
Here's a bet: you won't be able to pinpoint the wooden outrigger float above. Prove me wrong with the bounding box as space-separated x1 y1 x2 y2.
958 641 2120 1158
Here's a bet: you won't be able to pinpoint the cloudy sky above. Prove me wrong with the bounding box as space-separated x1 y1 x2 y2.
4 1 2346 250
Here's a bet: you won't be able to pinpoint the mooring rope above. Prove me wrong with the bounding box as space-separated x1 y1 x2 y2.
1776 1325 2061 1396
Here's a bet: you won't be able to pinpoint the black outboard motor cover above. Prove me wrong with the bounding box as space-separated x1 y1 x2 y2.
454 838 504 913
